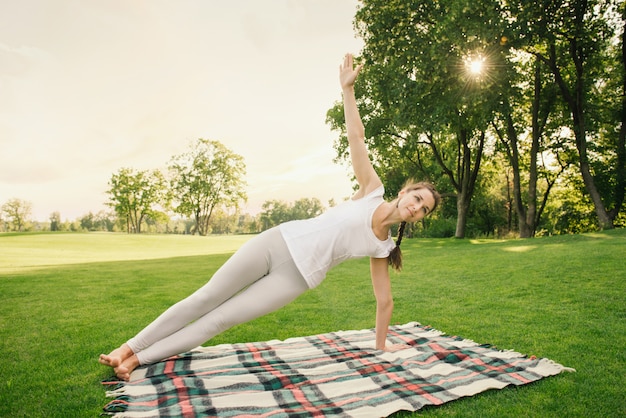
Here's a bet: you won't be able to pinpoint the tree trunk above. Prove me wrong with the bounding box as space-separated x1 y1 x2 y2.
525 58 542 237
579 159 613 228
427 127 484 239
454 129 484 238
504 110 533 238
455 193 470 238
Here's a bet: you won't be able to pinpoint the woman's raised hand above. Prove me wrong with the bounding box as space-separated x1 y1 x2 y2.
339 53 363 90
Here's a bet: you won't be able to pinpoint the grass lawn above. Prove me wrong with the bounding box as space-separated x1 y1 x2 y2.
0 230 624 417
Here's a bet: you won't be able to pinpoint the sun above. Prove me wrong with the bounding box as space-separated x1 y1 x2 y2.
465 55 486 76
468 58 484 75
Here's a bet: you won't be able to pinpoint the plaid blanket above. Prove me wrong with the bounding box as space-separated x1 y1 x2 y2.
102 322 573 417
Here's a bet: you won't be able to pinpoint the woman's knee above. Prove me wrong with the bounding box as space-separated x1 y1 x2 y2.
178 285 226 313
197 310 235 339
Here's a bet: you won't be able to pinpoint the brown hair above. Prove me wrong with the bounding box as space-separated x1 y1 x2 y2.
387 180 441 272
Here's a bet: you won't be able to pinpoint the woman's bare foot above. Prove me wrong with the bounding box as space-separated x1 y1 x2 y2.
115 354 140 381
99 343 134 368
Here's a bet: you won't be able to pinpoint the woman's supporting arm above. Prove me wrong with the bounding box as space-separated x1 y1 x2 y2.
370 257 394 350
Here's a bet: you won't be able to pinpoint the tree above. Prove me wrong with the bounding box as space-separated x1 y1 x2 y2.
490 50 573 237
328 0 506 237
260 200 291 230
79 212 95 231
93 210 116 231
49 211 61 231
208 207 239 234
143 210 170 233
236 213 260 234
106 168 169 233
513 0 625 229
1 198 32 232
169 139 247 236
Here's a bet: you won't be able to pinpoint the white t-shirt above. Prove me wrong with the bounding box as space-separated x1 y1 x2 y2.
279 185 396 288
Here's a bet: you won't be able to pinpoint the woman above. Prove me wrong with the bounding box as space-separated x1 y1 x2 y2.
100 53 441 381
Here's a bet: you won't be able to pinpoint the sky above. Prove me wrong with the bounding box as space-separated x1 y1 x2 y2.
0 0 364 222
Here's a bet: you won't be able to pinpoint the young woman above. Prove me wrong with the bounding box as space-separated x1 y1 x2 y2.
100 53 441 381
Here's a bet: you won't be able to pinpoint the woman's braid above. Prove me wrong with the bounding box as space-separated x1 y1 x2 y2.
388 221 407 271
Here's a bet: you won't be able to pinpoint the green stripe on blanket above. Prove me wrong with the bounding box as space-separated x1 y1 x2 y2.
102 322 574 417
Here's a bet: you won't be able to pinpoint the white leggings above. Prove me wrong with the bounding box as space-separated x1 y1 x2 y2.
126 227 309 365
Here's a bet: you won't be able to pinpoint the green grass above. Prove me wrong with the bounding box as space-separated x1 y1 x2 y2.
0 232 250 273
1 230 624 417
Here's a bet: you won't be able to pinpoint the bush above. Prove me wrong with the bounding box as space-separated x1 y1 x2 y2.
414 217 456 238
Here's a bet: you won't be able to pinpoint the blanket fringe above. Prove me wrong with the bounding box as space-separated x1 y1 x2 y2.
536 357 577 374
105 386 128 398
102 397 130 415
101 376 129 416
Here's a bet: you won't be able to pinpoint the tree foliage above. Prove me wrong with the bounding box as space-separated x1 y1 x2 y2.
509 0 625 229
169 139 247 236
106 167 169 233
327 0 625 237
327 0 509 238
49 211 61 231
259 198 324 230
1 198 32 232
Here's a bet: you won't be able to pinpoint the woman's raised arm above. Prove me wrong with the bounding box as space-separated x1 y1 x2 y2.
340 54 382 199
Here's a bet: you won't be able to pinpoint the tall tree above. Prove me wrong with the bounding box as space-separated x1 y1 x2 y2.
616 2 626 222
1 198 31 232
106 168 169 233
169 139 247 236
514 0 625 229
491 51 571 237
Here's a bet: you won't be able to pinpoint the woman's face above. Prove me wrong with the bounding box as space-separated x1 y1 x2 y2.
397 188 436 222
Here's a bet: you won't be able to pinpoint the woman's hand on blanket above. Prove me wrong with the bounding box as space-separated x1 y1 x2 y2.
384 343 411 352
